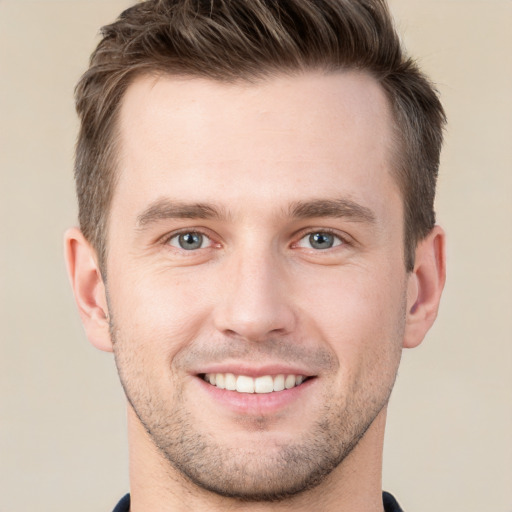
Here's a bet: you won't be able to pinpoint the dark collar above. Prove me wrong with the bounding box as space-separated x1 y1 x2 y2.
112 491 404 511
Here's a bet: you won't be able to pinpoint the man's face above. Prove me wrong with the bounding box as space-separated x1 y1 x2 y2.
106 71 408 499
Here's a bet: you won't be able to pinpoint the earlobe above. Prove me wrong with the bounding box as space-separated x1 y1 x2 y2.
64 227 113 352
403 225 446 349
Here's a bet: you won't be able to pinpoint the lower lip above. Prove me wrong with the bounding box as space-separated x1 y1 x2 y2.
195 376 316 415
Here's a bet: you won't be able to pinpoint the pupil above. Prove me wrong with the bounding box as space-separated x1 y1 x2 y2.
310 232 333 249
179 232 202 250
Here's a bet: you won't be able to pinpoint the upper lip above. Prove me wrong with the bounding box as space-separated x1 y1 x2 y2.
192 363 314 378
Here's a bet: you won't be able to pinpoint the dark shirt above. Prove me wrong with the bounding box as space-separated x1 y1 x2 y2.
112 491 404 511
112 494 130 512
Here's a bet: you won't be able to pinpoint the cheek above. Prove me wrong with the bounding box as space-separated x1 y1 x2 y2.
108 267 215 360
294 264 406 369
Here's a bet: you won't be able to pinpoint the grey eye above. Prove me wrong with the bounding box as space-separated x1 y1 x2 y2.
169 232 206 250
297 232 343 250
309 232 334 249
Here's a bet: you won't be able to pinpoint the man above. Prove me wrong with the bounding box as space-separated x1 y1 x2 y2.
65 0 446 510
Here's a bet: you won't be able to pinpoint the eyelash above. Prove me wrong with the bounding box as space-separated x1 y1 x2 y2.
293 228 349 250
161 227 351 253
162 229 218 251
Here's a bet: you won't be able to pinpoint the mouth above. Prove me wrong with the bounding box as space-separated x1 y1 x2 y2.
200 373 311 394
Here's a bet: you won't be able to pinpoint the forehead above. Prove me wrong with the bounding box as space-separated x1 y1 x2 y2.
113 71 399 220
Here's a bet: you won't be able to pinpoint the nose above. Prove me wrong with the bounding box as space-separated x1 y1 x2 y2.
213 248 297 342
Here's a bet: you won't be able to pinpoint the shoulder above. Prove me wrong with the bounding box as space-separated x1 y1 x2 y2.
112 492 402 511
383 491 405 512
112 493 130 512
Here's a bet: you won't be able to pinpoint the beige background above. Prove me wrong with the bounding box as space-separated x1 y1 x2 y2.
1 1 510 511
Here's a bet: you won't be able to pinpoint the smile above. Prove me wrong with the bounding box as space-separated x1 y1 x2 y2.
202 373 308 394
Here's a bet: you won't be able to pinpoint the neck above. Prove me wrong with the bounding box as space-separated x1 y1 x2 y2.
127 406 387 512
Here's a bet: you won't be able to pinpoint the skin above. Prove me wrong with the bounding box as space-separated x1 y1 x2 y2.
65 71 446 511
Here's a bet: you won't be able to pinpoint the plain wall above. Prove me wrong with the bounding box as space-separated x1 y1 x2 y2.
1 1 510 511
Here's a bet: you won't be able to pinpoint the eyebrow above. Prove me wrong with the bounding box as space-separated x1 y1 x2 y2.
136 196 376 229
136 199 227 227
288 198 376 223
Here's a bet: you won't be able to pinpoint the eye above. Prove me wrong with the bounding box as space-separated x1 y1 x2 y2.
296 231 343 250
168 231 211 250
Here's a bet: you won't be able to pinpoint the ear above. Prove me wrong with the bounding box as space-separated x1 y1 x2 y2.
403 225 446 349
64 227 113 352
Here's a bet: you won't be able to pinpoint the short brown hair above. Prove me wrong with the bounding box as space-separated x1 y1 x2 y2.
75 0 446 272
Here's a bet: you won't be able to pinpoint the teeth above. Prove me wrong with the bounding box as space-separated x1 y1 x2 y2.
285 375 296 389
254 375 273 394
216 373 225 389
236 375 254 393
225 373 236 391
203 373 307 393
273 374 285 392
